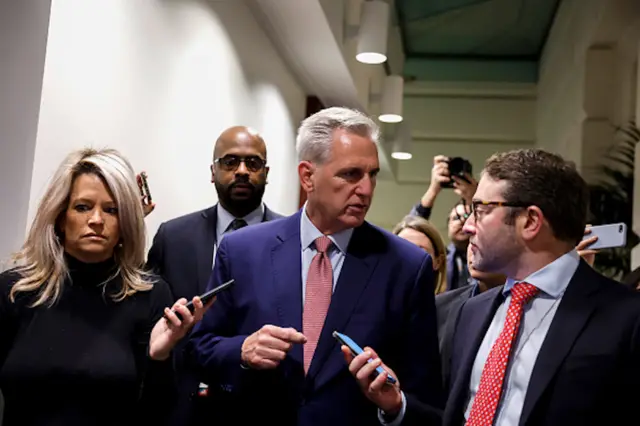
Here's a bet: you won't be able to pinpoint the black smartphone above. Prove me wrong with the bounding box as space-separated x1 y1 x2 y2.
171 279 235 321
136 171 152 203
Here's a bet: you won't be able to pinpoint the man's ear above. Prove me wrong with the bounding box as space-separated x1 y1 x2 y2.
520 206 544 242
298 161 315 193
210 164 215 183
264 166 270 185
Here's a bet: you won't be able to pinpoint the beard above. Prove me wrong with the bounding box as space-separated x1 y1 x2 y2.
472 231 520 275
215 179 266 216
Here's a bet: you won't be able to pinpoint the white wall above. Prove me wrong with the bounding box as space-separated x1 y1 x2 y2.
0 0 52 267
26 0 305 253
536 0 640 177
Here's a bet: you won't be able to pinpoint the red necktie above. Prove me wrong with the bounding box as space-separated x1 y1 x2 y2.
466 282 539 426
303 236 333 373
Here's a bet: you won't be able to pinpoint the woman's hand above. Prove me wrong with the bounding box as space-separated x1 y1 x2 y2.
148 296 212 361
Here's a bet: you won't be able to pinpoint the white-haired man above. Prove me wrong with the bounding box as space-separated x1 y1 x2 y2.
189 107 443 425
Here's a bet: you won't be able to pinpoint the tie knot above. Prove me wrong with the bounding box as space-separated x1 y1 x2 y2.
229 218 248 231
510 282 538 305
314 236 332 253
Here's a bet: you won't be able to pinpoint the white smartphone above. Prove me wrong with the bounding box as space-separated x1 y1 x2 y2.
583 223 627 249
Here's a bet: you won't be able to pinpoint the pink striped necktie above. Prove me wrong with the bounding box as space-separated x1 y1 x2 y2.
466 282 539 426
303 236 333 373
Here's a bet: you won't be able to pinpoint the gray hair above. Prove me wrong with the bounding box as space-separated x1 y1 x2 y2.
296 107 380 164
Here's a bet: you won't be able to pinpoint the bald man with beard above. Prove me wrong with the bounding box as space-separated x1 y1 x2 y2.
147 126 283 426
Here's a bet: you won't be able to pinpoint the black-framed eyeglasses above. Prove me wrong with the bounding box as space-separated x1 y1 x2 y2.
470 200 530 221
214 155 266 172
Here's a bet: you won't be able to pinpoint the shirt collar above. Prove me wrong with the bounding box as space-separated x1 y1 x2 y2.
216 203 265 236
300 203 354 254
504 249 580 298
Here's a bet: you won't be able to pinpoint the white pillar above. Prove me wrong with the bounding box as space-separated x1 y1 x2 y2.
0 1 51 267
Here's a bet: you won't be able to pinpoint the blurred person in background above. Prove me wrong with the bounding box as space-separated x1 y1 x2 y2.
410 155 478 220
436 244 506 384
393 215 447 294
0 148 207 426
409 156 477 291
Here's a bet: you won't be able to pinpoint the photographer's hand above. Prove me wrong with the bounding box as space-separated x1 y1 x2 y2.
452 172 478 204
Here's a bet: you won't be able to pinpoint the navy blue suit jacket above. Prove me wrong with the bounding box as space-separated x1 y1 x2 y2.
146 203 282 426
188 211 443 425
444 261 640 426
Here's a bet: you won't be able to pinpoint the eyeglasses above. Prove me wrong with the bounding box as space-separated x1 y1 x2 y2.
470 200 530 221
214 155 266 172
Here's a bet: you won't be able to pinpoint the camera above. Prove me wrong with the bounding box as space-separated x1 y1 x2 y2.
441 157 473 188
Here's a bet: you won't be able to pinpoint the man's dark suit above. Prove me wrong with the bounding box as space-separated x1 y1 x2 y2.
434 284 474 385
188 211 443 426
444 261 640 426
146 203 282 426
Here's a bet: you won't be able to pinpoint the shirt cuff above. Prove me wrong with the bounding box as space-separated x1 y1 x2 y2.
413 203 432 220
378 391 406 426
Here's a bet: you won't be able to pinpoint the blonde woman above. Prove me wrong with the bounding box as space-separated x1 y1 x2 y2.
393 215 448 294
0 148 209 426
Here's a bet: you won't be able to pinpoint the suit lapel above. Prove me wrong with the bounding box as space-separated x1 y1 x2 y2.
271 213 304 367
307 225 378 387
196 205 217 294
447 288 504 424
520 261 600 425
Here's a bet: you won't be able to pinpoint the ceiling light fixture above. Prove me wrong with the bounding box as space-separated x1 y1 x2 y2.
356 0 390 64
379 75 404 123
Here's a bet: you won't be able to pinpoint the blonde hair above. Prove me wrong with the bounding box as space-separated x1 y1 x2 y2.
393 215 448 295
11 148 153 307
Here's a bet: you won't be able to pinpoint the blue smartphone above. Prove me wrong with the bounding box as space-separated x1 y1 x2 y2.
582 223 627 249
332 331 396 385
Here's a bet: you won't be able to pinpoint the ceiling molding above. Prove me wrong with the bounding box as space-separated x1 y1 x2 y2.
404 81 537 98
245 0 397 180
412 133 535 145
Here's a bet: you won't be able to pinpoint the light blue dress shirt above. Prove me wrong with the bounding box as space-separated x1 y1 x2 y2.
464 250 580 426
212 203 265 265
299 207 353 301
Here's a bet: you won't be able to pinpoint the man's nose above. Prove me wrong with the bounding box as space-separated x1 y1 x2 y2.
235 160 249 176
355 176 374 197
463 214 476 235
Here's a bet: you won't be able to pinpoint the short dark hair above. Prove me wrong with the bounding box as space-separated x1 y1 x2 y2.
483 149 589 245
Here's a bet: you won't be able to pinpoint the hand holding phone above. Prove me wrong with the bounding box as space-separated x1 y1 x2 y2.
170 279 234 321
136 171 155 216
581 223 626 250
333 331 396 385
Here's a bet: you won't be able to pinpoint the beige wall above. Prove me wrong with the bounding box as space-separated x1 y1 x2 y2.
368 81 536 238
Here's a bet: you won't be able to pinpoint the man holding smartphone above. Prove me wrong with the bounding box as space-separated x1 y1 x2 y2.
189 107 443 426
146 125 283 426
